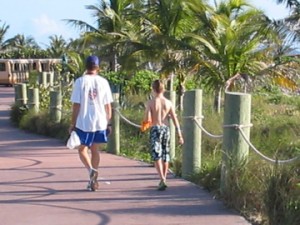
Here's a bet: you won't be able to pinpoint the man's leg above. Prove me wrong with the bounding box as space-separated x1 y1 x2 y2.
78 145 92 170
89 143 100 191
90 143 100 170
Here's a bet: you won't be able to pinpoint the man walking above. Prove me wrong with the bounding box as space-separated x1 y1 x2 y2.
69 55 113 191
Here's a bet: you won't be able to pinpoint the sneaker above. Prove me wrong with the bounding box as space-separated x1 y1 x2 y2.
89 169 99 191
157 180 167 191
86 182 91 191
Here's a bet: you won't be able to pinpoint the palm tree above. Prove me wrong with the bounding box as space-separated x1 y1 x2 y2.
66 0 140 72
47 35 69 58
6 34 39 49
272 0 300 43
185 0 278 111
0 22 10 52
268 0 300 90
116 0 204 109
3 34 45 58
275 0 300 8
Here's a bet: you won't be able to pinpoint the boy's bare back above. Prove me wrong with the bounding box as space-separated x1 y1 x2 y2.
146 95 173 126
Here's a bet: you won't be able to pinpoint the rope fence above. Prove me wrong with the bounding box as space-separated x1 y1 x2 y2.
182 115 300 165
113 104 300 166
114 108 141 128
183 116 223 139
237 125 300 165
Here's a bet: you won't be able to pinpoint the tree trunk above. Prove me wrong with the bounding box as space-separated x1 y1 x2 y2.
110 53 118 72
213 87 222 113
178 82 185 112
167 72 174 91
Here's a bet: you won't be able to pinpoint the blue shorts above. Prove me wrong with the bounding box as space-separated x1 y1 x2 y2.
75 128 110 147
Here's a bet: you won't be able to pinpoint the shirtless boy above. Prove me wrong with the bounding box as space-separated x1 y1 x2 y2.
143 79 184 190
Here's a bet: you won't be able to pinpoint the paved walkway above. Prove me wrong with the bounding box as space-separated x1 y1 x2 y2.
0 86 251 225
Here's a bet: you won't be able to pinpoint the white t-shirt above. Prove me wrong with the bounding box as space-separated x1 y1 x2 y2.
70 74 113 132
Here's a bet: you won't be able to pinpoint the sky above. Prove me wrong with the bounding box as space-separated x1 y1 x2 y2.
0 0 291 48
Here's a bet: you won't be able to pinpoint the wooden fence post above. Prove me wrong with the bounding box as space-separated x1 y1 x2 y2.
48 72 54 87
220 92 251 194
50 90 62 122
14 85 19 103
39 72 48 86
27 88 39 113
15 83 27 106
107 93 120 155
47 72 55 92
182 89 202 179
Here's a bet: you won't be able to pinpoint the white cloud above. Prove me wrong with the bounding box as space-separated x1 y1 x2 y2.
32 14 77 45
33 14 62 36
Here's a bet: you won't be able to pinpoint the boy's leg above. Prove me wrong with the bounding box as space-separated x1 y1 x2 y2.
154 159 165 181
155 159 168 191
150 127 167 190
162 126 170 182
163 161 169 180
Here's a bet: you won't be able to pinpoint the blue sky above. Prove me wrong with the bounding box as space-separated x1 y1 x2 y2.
1 0 96 47
0 0 290 48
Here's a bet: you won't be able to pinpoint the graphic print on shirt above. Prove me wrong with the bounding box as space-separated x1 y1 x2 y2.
88 88 98 101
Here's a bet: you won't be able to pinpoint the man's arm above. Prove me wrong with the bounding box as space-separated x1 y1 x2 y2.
105 103 112 122
69 103 80 133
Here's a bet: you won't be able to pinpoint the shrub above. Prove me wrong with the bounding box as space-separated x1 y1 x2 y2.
10 104 28 125
264 164 300 225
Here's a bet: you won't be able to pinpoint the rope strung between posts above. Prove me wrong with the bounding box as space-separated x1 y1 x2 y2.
16 98 28 101
223 123 253 129
112 100 300 165
184 115 300 165
44 80 74 89
182 115 223 138
50 104 62 109
62 80 74 88
223 124 300 165
114 108 141 128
